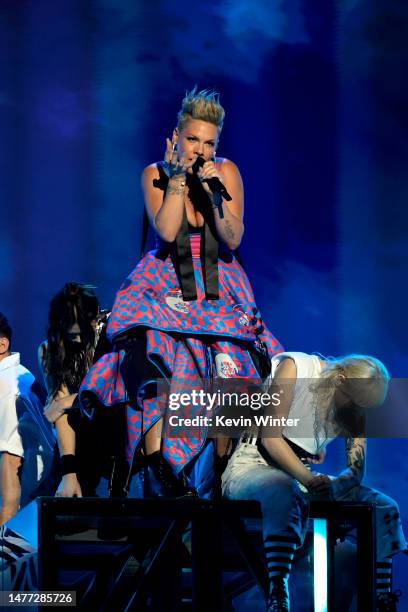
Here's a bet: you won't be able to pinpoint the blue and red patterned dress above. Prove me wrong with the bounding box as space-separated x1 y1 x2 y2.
79 164 283 485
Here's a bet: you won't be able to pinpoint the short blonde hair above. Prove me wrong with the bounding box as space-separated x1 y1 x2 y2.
177 87 225 132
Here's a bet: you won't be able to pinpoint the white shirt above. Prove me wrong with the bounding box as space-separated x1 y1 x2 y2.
0 353 29 456
0 353 54 457
270 351 335 455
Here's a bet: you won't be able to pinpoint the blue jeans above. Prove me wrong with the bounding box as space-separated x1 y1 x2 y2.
222 443 406 562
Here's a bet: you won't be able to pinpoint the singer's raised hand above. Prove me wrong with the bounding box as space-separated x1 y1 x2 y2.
164 138 195 178
164 138 177 165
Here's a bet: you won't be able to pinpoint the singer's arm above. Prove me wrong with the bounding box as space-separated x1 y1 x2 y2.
202 159 244 250
142 164 186 243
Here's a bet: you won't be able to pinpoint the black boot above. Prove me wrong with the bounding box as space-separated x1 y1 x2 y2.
377 590 402 612
266 576 290 612
145 451 195 497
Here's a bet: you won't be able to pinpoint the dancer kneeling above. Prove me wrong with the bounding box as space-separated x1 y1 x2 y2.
222 352 406 611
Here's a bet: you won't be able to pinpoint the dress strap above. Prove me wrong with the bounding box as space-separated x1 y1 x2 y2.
175 208 197 301
202 219 219 299
152 163 220 301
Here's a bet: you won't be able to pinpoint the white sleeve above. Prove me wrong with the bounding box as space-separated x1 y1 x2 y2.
0 381 24 457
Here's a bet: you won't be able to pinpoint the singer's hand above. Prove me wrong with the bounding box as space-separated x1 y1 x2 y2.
197 160 225 195
164 138 195 178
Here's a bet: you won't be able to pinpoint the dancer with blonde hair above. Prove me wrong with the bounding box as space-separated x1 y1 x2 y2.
222 352 406 611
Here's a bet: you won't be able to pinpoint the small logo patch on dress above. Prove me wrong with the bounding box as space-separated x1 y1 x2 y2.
165 289 190 313
232 304 250 326
215 353 239 378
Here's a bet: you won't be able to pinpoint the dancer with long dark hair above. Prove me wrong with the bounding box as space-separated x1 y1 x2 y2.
39 282 118 497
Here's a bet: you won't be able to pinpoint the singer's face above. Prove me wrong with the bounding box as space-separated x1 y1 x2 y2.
174 119 219 163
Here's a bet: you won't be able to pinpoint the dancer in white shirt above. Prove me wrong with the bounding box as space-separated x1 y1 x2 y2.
0 312 55 524
222 352 406 611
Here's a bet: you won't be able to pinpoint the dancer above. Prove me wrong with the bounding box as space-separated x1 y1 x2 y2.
222 352 406 611
79 87 283 497
0 312 56 523
38 283 120 497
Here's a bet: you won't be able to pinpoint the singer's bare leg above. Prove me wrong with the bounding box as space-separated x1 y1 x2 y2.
144 419 163 455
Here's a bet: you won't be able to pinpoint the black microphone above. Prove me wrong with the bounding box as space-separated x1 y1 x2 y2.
192 156 232 202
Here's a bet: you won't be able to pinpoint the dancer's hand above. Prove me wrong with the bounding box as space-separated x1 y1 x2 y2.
306 448 326 465
307 473 333 499
56 474 82 498
44 394 76 423
164 138 194 178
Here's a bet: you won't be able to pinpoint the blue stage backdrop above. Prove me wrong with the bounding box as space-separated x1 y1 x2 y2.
1 0 407 599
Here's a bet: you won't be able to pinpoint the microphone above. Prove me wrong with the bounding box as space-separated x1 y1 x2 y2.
192 156 232 202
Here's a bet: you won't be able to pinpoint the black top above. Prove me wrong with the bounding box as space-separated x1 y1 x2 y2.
187 223 202 235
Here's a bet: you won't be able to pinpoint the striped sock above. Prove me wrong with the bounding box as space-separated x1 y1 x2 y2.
264 535 296 588
376 559 392 594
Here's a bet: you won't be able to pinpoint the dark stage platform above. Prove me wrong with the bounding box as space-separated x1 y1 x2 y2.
0 497 377 611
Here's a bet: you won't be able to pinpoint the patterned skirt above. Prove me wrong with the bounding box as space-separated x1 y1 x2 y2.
79 235 283 473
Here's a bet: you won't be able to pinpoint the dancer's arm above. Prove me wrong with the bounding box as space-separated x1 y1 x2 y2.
50 393 83 498
307 438 367 497
38 344 82 497
54 414 82 498
260 358 315 488
332 437 366 496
